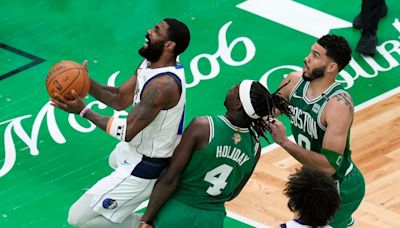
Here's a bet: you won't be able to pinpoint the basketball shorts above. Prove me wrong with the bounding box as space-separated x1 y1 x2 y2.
330 164 365 228
153 198 226 228
85 142 169 223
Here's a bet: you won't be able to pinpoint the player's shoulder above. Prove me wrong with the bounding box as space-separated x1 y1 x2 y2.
326 92 354 116
190 116 210 127
278 71 302 99
190 116 212 134
285 71 302 84
144 73 181 94
186 116 212 146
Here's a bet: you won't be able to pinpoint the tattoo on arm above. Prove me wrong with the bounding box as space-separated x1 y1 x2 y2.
333 93 353 110
134 83 163 120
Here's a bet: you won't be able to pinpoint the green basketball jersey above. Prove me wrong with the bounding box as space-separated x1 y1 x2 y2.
172 115 259 211
289 78 352 181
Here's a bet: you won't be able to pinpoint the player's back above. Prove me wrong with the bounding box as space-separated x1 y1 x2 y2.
172 115 259 211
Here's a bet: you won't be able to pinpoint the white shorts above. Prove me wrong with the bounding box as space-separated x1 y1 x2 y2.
85 142 161 223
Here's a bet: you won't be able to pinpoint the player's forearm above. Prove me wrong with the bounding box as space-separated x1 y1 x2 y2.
89 79 123 110
280 139 335 175
141 173 180 223
82 109 110 132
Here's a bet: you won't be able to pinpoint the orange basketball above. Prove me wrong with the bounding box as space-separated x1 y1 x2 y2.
46 60 90 100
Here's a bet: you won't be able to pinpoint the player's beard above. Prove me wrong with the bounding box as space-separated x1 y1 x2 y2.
302 64 326 81
138 40 165 62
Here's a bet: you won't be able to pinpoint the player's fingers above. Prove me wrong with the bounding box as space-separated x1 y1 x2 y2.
54 93 68 103
71 89 80 99
82 60 88 71
49 100 58 107
50 98 64 109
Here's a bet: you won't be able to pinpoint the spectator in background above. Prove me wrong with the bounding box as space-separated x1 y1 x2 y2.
353 0 388 56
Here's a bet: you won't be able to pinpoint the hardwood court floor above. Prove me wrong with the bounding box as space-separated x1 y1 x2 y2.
227 93 400 227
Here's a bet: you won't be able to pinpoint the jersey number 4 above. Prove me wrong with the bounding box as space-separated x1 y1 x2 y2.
204 164 233 196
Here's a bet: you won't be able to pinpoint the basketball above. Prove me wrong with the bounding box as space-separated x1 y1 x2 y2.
46 60 90 100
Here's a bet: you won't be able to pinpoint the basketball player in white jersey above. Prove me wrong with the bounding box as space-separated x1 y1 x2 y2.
51 18 190 227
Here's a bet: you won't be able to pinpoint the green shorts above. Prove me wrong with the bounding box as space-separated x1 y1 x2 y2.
330 164 365 228
153 198 226 228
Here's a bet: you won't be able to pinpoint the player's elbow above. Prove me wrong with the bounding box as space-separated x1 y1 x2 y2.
323 166 336 176
124 131 134 142
160 169 180 187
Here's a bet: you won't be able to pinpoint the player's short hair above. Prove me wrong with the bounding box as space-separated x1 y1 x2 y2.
284 166 340 226
317 34 352 71
163 18 191 56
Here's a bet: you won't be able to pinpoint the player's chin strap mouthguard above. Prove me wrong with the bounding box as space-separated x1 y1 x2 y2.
106 117 127 141
239 80 259 119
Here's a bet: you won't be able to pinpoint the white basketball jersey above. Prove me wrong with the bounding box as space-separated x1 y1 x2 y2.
125 60 186 158
282 220 332 228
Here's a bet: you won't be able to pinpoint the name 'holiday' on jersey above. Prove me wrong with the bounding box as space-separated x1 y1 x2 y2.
171 115 259 211
120 59 186 158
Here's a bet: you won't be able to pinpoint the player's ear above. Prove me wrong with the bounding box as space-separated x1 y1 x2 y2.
235 99 243 111
165 40 176 52
327 62 338 73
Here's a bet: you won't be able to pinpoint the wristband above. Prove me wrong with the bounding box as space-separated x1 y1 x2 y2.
106 117 127 141
79 106 90 117
320 148 343 172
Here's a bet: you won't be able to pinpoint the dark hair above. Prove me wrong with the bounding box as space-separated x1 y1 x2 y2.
248 81 292 142
284 167 340 227
317 34 352 71
163 18 191 56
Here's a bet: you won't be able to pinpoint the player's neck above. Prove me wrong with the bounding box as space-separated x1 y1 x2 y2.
225 113 251 128
149 56 176 68
308 75 336 98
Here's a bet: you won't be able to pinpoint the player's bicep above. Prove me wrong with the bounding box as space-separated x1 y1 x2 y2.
322 94 354 154
117 62 142 109
116 74 137 109
124 79 169 141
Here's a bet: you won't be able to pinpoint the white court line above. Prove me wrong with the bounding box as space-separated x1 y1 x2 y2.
261 86 400 155
227 210 269 228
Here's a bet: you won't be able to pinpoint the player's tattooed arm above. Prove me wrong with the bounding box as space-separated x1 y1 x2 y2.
332 93 354 111
89 62 141 110
124 75 181 141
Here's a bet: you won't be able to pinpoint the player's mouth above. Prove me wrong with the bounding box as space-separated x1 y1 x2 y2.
303 62 308 73
143 35 150 48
